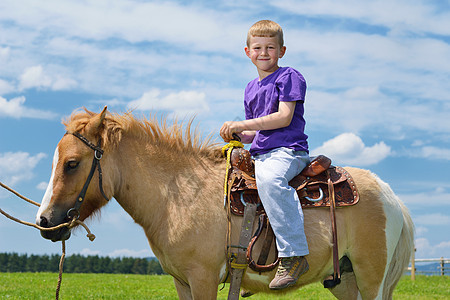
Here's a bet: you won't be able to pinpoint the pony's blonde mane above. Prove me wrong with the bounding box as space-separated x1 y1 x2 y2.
63 108 222 160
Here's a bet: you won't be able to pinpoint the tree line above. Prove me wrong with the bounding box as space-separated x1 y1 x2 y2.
0 253 165 275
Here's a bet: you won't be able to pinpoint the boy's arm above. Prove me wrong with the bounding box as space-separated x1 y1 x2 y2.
220 101 296 142
242 101 296 131
238 130 256 144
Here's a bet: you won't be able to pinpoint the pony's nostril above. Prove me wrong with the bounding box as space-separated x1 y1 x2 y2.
39 216 49 227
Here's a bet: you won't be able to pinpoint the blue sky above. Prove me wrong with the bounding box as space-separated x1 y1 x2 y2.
0 0 449 260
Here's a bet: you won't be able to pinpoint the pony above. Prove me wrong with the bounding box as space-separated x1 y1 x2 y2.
36 107 414 299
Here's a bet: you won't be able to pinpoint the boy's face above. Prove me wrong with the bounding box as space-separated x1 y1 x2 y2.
245 36 286 78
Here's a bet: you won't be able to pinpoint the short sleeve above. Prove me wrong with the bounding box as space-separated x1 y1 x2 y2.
244 99 252 120
277 69 307 102
244 81 254 120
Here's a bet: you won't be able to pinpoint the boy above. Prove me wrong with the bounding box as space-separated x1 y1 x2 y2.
220 20 310 290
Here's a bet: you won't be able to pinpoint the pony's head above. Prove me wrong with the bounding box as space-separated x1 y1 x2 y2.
35 106 222 242
36 107 113 241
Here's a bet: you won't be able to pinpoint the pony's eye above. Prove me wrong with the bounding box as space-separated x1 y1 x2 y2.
65 160 79 171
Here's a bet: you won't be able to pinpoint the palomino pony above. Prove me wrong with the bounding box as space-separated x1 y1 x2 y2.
36 107 414 299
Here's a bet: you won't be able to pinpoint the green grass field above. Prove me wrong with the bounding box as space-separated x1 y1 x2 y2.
0 273 448 299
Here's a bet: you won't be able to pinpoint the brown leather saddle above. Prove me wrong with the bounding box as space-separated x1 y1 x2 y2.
227 149 359 216
225 147 359 275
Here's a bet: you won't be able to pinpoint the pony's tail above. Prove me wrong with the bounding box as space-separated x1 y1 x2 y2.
383 199 414 299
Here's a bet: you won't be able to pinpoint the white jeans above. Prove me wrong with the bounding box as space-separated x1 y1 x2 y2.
254 147 310 257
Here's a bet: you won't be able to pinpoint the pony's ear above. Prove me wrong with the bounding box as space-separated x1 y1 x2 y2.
85 106 108 136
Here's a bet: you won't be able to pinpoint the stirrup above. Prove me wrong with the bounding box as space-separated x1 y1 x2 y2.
323 274 341 288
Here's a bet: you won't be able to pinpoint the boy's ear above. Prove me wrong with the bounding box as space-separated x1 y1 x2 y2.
279 46 286 58
244 47 251 58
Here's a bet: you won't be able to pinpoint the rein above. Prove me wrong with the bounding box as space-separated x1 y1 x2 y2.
0 182 95 299
221 134 244 206
0 129 111 298
66 131 109 220
0 131 108 298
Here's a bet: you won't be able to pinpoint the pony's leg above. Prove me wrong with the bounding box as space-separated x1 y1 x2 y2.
346 231 388 299
343 168 391 299
174 278 193 300
188 275 220 300
173 275 220 300
328 272 360 300
352 255 388 300
171 265 220 300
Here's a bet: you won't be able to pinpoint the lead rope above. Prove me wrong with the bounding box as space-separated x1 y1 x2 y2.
0 181 96 299
221 138 244 269
55 240 65 300
220 139 248 299
221 140 244 206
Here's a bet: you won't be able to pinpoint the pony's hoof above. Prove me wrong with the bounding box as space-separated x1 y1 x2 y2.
241 289 254 297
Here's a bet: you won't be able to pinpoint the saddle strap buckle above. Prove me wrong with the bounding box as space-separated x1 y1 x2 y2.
227 202 257 300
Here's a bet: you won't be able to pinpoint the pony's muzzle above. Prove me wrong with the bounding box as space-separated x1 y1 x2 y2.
38 215 72 242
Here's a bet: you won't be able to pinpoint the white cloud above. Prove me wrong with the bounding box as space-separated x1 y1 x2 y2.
0 1 247 98
0 79 14 95
18 65 77 91
36 181 48 191
400 190 450 207
415 238 450 259
0 46 10 59
78 248 101 257
414 213 450 226
0 0 244 53
305 86 450 138
92 98 127 108
273 0 450 36
1 1 448 136
415 226 428 237
30 35 245 99
284 18 450 79
0 96 58 119
19 65 52 90
311 132 391 166
411 140 426 147
107 248 154 258
77 247 153 258
420 146 450 161
51 75 77 91
128 89 209 117
0 151 47 186
102 206 133 226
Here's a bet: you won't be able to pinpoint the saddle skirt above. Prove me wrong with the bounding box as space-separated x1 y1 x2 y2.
227 148 359 216
224 148 360 273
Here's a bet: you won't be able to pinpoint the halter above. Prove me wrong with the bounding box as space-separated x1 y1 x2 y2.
66 132 109 220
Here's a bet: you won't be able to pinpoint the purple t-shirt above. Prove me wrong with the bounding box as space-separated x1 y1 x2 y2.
244 67 308 156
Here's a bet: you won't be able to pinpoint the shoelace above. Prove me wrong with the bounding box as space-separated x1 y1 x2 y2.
277 257 294 275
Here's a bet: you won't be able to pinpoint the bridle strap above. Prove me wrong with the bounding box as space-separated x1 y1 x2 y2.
66 132 109 220
72 132 104 155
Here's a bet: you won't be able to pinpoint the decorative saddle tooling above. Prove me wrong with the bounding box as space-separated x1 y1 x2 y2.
228 152 359 215
223 146 359 296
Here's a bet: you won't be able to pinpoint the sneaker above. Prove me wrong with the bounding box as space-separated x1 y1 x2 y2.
269 256 309 290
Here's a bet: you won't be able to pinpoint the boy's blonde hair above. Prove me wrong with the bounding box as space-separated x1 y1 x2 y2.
246 20 284 48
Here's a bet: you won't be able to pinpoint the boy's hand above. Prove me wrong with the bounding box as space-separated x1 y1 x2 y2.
220 121 243 142
221 102 296 142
